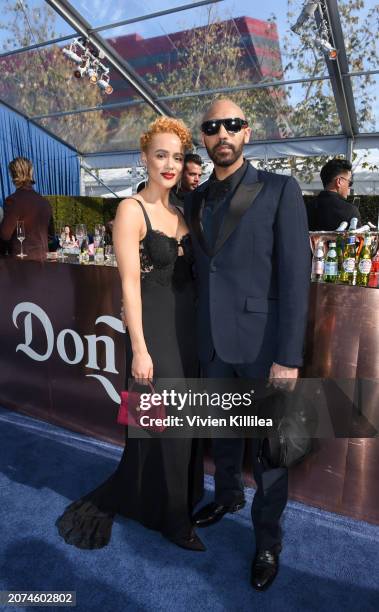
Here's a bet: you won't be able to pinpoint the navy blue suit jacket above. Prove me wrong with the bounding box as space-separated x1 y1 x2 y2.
184 164 311 368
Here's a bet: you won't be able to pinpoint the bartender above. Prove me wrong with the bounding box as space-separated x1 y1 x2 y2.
307 158 361 231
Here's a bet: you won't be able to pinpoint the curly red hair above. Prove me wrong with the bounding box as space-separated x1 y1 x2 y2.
140 116 192 152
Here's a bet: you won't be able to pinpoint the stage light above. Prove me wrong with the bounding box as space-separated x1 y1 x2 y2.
87 68 98 83
314 37 338 59
63 38 113 94
62 46 83 64
291 1 319 33
74 66 87 78
97 79 113 95
98 75 113 94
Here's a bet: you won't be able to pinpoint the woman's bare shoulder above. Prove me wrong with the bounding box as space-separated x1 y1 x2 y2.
117 196 145 220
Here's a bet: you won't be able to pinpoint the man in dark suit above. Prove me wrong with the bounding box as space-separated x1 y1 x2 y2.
185 99 310 591
307 158 361 230
0 157 54 260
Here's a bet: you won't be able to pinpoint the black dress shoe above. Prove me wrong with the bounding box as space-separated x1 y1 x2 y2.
192 500 246 528
165 529 206 552
250 547 280 591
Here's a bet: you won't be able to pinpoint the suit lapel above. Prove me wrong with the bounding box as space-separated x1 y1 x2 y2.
214 165 263 254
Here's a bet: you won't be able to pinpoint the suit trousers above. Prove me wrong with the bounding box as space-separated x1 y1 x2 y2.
201 352 288 551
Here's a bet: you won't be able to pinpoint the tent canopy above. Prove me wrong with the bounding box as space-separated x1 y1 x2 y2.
0 0 378 168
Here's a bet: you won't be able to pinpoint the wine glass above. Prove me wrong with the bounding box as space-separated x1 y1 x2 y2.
16 220 27 258
75 224 87 248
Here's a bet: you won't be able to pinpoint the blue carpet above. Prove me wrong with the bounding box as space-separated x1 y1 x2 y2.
0 407 379 612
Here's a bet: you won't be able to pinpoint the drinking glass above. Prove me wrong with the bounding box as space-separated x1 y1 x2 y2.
16 220 26 258
75 224 87 248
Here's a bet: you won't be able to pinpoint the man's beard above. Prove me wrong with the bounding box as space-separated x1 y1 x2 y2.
207 140 244 167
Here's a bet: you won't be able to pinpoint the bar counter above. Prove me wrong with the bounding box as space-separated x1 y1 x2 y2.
1 258 378 524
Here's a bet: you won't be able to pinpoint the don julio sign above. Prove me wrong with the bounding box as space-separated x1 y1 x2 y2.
0 260 126 443
12 302 125 404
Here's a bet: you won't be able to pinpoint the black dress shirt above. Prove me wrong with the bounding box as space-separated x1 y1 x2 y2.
202 160 248 249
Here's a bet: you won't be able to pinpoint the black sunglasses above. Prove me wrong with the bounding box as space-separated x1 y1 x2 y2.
337 176 354 187
201 117 248 136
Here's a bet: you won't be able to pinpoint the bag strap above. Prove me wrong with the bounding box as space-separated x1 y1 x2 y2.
129 380 155 393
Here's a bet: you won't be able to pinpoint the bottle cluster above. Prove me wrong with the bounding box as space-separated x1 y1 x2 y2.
312 229 379 288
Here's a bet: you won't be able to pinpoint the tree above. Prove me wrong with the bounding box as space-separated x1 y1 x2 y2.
0 0 109 152
136 2 378 182
261 0 379 181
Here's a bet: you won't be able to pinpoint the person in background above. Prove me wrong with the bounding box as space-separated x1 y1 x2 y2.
0 157 54 260
63 225 76 247
169 153 203 209
307 158 361 230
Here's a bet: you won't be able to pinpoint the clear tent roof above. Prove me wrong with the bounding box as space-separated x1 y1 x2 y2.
0 0 378 158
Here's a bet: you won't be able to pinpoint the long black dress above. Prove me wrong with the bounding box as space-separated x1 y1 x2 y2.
56 201 203 548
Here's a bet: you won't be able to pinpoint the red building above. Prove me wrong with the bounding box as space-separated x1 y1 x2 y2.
108 16 283 100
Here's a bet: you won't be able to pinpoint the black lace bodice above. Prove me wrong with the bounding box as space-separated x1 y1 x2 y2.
131 199 193 288
139 230 193 287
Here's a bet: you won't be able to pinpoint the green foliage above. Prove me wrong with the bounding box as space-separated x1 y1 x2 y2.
47 196 121 232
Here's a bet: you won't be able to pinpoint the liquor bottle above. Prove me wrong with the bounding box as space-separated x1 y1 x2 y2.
357 236 372 287
348 217 358 231
354 224 370 233
368 250 379 288
339 235 357 285
335 221 348 231
336 234 344 271
323 242 338 283
311 242 325 282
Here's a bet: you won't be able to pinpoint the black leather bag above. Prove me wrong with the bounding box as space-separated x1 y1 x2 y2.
258 387 317 469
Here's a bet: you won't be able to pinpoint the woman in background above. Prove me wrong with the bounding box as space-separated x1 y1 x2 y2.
56 117 204 551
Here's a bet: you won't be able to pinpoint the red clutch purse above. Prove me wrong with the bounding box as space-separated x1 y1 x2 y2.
118 381 166 432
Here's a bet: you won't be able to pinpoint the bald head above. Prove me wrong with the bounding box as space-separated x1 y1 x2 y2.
202 98 246 122
200 98 250 175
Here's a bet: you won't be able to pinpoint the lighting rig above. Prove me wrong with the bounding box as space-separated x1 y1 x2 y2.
291 1 338 61
62 38 113 94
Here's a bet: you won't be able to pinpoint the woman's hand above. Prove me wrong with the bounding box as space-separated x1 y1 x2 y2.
132 351 154 384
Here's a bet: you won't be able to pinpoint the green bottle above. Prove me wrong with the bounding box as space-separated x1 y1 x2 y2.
336 234 345 271
339 235 357 285
356 235 372 287
323 241 338 283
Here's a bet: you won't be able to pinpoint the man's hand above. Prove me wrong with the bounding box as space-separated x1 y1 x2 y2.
269 362 298 392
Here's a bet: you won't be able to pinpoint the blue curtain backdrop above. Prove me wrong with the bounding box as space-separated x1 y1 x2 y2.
0 103 80 205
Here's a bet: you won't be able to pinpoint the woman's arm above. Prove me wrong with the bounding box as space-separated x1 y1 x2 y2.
113 199 153 382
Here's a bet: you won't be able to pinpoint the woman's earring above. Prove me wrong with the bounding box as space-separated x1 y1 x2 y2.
176 178 182 193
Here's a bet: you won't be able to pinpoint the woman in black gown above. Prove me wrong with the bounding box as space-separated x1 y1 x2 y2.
56 117 204 551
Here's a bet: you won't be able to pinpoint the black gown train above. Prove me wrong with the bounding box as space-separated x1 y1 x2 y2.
56 201 203 548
